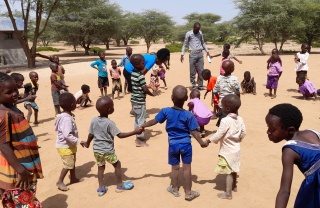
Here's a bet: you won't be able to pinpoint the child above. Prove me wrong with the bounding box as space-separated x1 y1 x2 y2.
240 71 256 95
296 74 317 100
188 89 213 137
265 103 320 208
266 54 282 99
24 71 39 124
141 85 208 201
74 84 92 109
158 63 168 89
267 48 282 69
118 47 132 94
210 44 242 64
130 54 154 147
90 52 108 97
149 64 161 95
202 69 219 119
55 93 80 191
81 96 142 196
109 60 122 99
0 72 43 207
206 94 246 200
294 43 309 78
10 73 36 105
50 63 68 116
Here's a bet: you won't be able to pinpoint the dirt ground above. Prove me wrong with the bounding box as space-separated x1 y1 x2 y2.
5 41 320 208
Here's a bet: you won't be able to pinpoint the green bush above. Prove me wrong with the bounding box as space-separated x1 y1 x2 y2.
36 46 59 52
129 40 140 44
281 50 298 54
88 47 104 52
165 43 187 53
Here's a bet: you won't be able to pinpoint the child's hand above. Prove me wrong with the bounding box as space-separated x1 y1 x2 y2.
26 95 37 101
200 140 209 148
16 169 33 189
135 127 144 134
80 141 89 148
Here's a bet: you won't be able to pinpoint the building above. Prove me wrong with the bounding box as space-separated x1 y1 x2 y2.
0 17 26 66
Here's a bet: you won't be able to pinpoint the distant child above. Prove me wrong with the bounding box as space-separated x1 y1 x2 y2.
265 103 320 208
202 69 219 119
219 50 230 75
55 93 80 191
74 84 92 109
266 54 282 99
267 48 282 69
141 85 208 201
118 47 132 94
10 73 36 105
210 44 242 64
188 89 213 137
109 59 122 99
294 43 309 78
90 52 108 97
24 71 39 124
296 74 317 100
50 63 68 115
81 96 142 196
158 63 168 89
149 64 161 95
207 94 246 200
130 54 155 147
0 72 43 207
241 71 256 95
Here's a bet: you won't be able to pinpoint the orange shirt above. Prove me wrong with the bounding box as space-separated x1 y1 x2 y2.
207 76 217 91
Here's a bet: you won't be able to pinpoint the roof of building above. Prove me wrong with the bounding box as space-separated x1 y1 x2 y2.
0 17 24 31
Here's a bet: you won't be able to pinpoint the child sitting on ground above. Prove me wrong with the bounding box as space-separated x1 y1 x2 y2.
202 69 219 119
24 71 39 124
141 85 208 201
74 84 92 109
266 54 282 99
296 74 317 100
188 89 213 137
81 96 143 196
265 103 320 208
109 60 122 100
55 93 80 191
241 71 256 95
207 94 246 200
149 64 161 95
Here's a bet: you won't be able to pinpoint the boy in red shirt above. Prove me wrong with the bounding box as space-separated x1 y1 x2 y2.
202 69 219 119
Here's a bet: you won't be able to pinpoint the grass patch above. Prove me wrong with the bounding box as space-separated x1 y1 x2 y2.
36 46 59 52
165 43 188 53
89 47 105 53
129 40 140 44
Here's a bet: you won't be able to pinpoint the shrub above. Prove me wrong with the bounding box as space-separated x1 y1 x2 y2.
129 40 140 44
88 47 104 53
165 43 188 53
36 46 59 52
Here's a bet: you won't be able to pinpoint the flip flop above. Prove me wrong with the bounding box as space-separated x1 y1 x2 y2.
115 181 134 193
97 186 108 197
185 190 200 201
167 185 180 197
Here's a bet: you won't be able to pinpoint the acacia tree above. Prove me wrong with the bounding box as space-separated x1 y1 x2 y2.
4 0 60 68
117 12 140 46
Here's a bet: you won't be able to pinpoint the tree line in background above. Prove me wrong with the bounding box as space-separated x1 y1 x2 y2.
3 0 320 68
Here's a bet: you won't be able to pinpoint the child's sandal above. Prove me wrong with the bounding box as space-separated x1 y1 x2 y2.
115 181 134 193
97 186 108 197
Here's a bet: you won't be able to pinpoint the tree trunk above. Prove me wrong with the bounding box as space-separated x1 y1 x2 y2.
106 42 110 50
84 47 89 55
123 39 128 46
279 40 286 52
256 39 265 54
273 39 278 50
73 44 77 52
116 39 121 47
307 37 313 53
146 41 151 53
27 54 36 68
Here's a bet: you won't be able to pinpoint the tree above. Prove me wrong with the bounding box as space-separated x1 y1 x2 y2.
4 0 61 68
117 12 140 46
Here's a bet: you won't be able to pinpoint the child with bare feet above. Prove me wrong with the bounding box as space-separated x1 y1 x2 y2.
149 64 161 95
188 89 213 137
50 63 68 115
24 71 39 124
10 73 36 105
240 71 256 95
141 85 208 201
266 54 282 99
296 74 317 100
90 52 108 97
55 93 80 191
109 60 122 99
118 47 132 94
206 94 246 200
81 96 143 196
74 84 92 109
202 69 219 119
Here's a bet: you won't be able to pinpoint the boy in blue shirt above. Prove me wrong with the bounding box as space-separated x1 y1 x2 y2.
141 85 209 201
90 52 109 96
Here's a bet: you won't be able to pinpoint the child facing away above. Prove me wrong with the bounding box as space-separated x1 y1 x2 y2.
206 94 246 200
109 59 123 100
265 103 320 208
202 69 219 119
240 71 256 95
296 74 317 100
90 52 109 97
187 89 213 137
266 54 282 99
118 47 132 94
149 64 161 95
210 44 243 64
130 54 155 147
74 84 92 109
10 73 36 105
267 48 282 69
294 43 309 78
141 85 208 201
24 71 39 124
81 96 143 196
0 72 43 207
50 63 68 116
55 93 80 191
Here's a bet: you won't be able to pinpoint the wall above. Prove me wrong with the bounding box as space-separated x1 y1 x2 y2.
0 31 26 65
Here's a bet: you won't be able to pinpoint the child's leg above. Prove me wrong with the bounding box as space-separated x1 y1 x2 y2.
217 173 233 199
98 165 106 189
162 78 167 89
269 89 272 96
170 165 180 192
112 161 123 187
56 168 69 191
232 172 237 191
100 88 104 96
199 125 204 132
25 104 32 122
34 109 39 124
69 154 79 184
54 105 61 115
104 86 107 96
117 90 120 99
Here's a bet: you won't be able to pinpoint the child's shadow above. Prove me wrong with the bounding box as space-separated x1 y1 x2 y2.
38 117 55 124
291 95 304 100
75 161 96 179
103 168 149 185
263 93 271 97
287 88 299 93
42 194 68 208
144 129 162 140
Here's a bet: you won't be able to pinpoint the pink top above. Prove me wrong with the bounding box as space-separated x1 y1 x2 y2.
299 80 316 96
109 67 121 79
189 98 213 118
220 58 228 75
268 61 282 76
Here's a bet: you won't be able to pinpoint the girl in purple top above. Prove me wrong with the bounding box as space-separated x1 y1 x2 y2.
188 89 213 137
266 54 282 99
296 74 317 100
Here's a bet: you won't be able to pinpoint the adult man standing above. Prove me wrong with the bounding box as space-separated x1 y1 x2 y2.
181 22 210 90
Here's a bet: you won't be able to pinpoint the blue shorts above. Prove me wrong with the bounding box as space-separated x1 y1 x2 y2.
24 101 39 110
168 143 192 165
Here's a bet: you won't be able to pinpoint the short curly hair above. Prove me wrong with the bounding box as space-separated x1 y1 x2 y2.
81 84 90 93
59 93 76 111
268 103 303 130
10 73 24 82
156 48 170 62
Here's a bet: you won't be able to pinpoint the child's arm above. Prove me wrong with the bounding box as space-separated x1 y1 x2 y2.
204 90 210 99
80 134 93 148
252 78 257 95
36 53 54 62
15 95 37 104
239 120 246 142
90 61 99 71
191 130 208 147
118 68 121 76
53 80 67 90
142 85 154 96
187 102 194 112
207 119 229 144
117 127 144 138
278 71 282 79
141 119 159 128
109 69 112 77
210 53 221 59
232 56 242 64
61 117 79 145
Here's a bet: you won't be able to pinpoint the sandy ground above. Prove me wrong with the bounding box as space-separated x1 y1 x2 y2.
7 42 320 208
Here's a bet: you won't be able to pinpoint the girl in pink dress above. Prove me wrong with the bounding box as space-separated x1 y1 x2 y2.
296 74 317 100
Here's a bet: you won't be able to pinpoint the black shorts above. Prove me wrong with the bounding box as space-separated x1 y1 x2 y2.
98 76 109 88
123 69 132 93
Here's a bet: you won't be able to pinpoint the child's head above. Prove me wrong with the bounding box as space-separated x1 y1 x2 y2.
111 59 117 69
190 89 200 99
296 74 306 85
270 54 279 63
202 69 211 81
98 51 105 60
222 49 230 59
130 54 144 71
10 73 24 88
126 47 132 56
243 71 251 82
29 71 39 84
96 96 114 116
52 55 60 64
171 85 188 107
271 48 279 55
0 72 19 105
81 84 90 94
223 44 231 50
221 94 241 115
265 103 302 143
59 93 76 112
155 48 170 65
300 43 309 53
50 62 58 73
222 60 234 75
